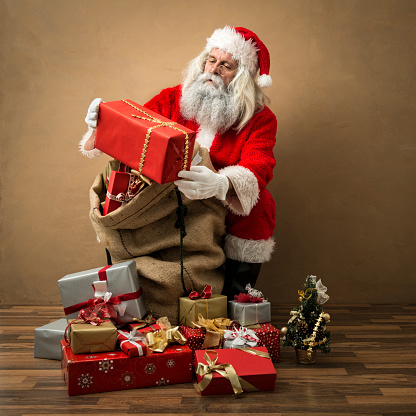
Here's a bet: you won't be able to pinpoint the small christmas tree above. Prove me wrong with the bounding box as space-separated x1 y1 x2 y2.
281 275 331 363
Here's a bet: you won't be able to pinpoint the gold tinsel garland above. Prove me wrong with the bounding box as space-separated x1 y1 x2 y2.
306 311 324 357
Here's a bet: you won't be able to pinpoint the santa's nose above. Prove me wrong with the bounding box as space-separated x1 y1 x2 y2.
208 63 220 74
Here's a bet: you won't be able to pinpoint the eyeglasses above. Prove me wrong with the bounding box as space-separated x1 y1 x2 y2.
204 60 238 76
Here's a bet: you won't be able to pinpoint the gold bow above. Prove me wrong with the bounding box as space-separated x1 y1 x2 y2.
146 325 186 353
195 350 244 395
195 348 270 395
192 313 231 333
132 314 158 330
192 313 231 349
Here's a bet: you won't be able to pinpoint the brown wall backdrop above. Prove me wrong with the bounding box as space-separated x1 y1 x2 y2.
1 0 415 306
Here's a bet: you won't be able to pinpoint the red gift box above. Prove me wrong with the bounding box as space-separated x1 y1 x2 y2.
116 329 147 357
180 326 205 351
95 99 196 184
194 347 276 396
230 323 280 363
180 325 223 354
61 340 192 396
103 164 144 215
125 321 161 333
251 323 280 363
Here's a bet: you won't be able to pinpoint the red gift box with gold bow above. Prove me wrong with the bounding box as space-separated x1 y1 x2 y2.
95 99 196 184
194 347 276 396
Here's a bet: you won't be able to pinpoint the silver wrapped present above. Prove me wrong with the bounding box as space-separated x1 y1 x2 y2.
34 318 67 360
228 300 271 326
57 260 147 324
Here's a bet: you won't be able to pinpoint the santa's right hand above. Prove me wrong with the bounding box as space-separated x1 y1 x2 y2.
85 98 103 129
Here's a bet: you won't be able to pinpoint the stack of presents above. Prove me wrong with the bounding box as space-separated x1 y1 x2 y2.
33 99 280 396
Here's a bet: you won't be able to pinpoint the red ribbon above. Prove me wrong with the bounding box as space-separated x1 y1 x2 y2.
64 289 142 316
64 309 108 342
98 265 112 281
189 284 212 300
234 292 264 303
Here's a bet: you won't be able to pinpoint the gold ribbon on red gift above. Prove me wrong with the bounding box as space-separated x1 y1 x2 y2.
121 99 190 177
132 314 159 331
105 171 146 204
195 348 271 395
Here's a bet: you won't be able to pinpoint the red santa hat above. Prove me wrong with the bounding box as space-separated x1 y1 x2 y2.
205 26 272 88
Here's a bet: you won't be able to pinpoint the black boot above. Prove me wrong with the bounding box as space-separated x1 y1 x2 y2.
221 258 262 300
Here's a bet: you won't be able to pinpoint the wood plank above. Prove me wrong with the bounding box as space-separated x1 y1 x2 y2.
0 304 414 416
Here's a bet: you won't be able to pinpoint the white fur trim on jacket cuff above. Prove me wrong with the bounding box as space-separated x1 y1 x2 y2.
79 127 103 158
218 165 259 215
225 234 275 263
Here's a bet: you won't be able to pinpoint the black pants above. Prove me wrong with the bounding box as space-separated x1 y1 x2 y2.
221 258 262 300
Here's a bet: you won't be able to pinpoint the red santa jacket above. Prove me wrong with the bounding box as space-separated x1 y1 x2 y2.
144 85 277 263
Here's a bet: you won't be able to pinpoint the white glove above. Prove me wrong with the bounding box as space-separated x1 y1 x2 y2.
174 165 229 201
85 98 103 129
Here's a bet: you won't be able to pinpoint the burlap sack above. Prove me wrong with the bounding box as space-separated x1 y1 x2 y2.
89 145 227 324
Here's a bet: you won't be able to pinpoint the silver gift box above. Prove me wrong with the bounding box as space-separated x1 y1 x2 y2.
228 300 271 326
57 260 147 324
34 318 67 360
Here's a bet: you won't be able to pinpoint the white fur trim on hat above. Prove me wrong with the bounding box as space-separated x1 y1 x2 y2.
257 74 272 88
205 26 259 75
218 165 259 216
79 127 103 158
225 234 275 263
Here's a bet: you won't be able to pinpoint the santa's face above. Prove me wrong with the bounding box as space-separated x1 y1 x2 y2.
180 70 239 133
204 48 238 87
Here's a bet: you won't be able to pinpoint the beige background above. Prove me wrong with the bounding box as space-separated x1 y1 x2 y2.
1 0 415 306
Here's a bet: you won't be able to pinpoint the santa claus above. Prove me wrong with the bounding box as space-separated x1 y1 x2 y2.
80 26 277 299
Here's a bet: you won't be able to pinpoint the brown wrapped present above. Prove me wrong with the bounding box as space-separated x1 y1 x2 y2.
66 319 117 354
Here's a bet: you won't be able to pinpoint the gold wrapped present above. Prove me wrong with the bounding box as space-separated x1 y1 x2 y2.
179 294 228 328
67 319 117 354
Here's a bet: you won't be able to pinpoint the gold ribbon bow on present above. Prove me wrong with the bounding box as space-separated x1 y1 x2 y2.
192 313 231 349
195 349 269 395
121 99 190 177
145 317 186 353
132 314 158 331
192 313 231 333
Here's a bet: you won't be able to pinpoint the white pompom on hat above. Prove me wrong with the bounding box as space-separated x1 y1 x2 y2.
205 26 272 88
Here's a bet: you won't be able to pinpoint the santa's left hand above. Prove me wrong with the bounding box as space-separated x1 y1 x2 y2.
174 165 229 201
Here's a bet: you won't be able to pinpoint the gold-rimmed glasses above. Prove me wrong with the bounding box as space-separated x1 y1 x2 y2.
204 60 238 77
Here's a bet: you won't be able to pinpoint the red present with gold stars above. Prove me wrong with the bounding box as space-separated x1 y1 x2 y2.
249 323 280 362
61 340 192 396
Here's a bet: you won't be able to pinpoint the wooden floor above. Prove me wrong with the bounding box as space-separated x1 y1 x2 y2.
0 304 415 416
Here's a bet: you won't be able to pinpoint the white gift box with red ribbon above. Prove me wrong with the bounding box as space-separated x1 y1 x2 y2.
58 261 147 324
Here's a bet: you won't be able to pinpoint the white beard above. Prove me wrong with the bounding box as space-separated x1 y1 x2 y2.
180 73 239 133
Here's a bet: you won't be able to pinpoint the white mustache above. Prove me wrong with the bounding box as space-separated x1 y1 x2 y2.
199 72 224 88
